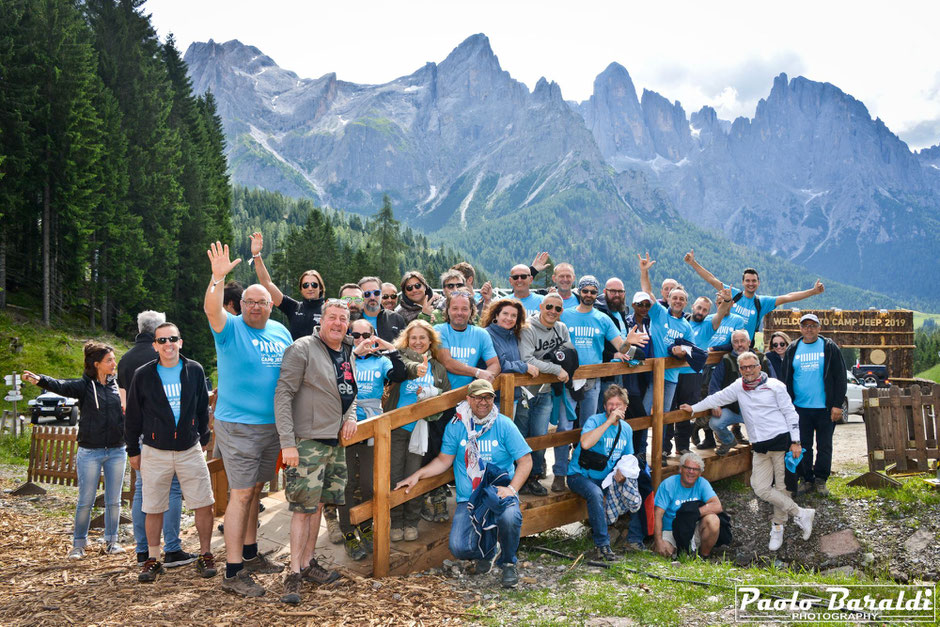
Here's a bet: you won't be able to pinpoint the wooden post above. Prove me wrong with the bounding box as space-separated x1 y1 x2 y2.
372 416 392 578
500 374 515 419
651 359 665 489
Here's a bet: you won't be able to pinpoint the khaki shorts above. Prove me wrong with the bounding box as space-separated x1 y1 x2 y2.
285 439 347 514
213 420 279 490
140 443 214 513
662 524 702 554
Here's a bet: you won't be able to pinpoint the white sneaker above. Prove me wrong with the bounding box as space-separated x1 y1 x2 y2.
794 508 815 540
105 543 126 555
768 524 784 551
67 546 85 560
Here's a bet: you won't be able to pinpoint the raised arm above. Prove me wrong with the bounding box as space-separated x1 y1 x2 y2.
774 279 824 307
637 252 656 297
249 232 284 307
711 286 734 330
204 241 241 333
684 249 723 291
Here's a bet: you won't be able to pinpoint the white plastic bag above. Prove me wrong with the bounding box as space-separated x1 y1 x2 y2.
408 419 429 456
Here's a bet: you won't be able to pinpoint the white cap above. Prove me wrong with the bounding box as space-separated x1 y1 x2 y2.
632 291 653 305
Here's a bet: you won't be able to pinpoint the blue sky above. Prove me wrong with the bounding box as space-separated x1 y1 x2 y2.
145 0 940 150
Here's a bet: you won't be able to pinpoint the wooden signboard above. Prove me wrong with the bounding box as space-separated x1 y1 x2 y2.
762 309 914 379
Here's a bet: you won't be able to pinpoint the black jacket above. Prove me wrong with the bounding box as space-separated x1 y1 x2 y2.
38 374 124 449
595 296 626 381
374 308 406 343
117 332 158 390
124 356 210 457
780 335 847 412
672 500 732 553
278 295 324 340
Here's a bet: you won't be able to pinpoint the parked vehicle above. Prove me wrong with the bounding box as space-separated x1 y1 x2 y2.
840 371 866 423
852 364 890 388
27 391 79 425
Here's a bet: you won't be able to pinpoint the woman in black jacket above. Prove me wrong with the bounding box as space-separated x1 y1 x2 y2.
23 341 126 559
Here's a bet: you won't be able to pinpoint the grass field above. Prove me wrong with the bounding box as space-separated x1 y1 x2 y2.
913 310 940 329
916 363 940 383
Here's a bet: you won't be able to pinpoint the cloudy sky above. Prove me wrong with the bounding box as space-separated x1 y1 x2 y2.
145 0 940 150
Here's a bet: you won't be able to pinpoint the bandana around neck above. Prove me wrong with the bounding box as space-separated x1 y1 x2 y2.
742 372 768 391
454 399 499 492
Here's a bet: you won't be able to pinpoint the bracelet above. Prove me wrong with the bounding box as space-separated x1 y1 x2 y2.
508 485 518 496
210 277 223 293
252 252 261 258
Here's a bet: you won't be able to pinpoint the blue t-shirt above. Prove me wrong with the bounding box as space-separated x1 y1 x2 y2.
561 308 620 366
395 369 438 432
515 293 544 321
435 323 497 389
362 313 378 330
157 362 183 425
726 285 777 338
354 354 392 421
709 313 747 348
647 299 694 383
793 339 826 408
212 313 292 424
569 413 634 481
654 474 717 531
561 294 580 310
441 415 532 502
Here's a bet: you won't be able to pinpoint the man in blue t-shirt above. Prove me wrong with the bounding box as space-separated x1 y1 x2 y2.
396 379 532 589
509 263 544 320
205 242 291 597
653 452 723 558
551 262 580 309
683 249 825 340
435 290 500 390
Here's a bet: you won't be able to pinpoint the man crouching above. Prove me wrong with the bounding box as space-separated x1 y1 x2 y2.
396 379 532 588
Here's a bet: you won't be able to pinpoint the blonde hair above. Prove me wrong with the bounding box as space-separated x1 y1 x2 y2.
395 319 442 355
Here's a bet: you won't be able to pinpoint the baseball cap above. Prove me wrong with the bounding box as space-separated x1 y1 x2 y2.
632 291 652 305
799 313 820 325
467 379 496 397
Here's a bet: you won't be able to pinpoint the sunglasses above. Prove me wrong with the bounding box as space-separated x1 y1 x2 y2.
633 301 651 307
771 342 788 348
580 289 598 295
155 336 181 344
444 282 465 290
381 294 397 300
510 274 530 280
350 331 372 339
404 283 424 292
301 281 320 290
362 289 381 298
543 304 563 312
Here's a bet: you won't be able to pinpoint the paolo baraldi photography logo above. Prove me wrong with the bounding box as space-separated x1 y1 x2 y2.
734 584 935 623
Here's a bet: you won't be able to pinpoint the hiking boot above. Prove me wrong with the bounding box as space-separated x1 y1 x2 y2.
732 425 749 445
715 442 733 456
105 543 126 555
221 569 265 597
661 452 670 466
501 564 519 588
164 550 198 568
390 527 404 542
677 449 691 457
768 524 784 551
433 499 449 522
243 552 284 574
697 433 717 450
302 557 341 585
280 572 303 605
358 524 374 553
344 532 367 561
519 476 547 496
594 545 619 562
623 541 647 553
816 481 830 496
325 508 343 544
67 547 85 560
137 551 149 565
551 475 566 493
138 558 164 583
403 526 419 542
475 556 494 575
420 499 436 522
195 552 217 578
690 430 702 447
794 508 815 540
798 479 816 496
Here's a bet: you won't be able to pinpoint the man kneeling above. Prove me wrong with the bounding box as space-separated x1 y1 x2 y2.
397 379 532 588
653 452 723 558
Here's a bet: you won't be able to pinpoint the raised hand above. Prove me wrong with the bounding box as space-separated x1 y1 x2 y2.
531 251 550 272
684 249 695 265
249 232 264 257
626 325 649 347
814 279 825 294
417 354 429 377
207 241 241 280
480 281 493 303
637 252 656 271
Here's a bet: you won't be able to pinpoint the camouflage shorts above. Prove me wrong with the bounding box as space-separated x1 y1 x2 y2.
285 439 347 513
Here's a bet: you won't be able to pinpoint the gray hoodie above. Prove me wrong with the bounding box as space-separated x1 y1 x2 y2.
520 317 574 392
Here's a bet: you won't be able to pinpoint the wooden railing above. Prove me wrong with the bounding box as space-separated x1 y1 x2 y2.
342 351 726 577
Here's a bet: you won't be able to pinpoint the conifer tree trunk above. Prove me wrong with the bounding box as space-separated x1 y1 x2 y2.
42 175 51 326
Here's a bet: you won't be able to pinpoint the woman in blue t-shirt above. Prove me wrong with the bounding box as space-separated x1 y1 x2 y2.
567 384 634 561
385 319 452 538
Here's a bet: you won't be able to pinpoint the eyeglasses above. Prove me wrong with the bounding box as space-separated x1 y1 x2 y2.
606 289 625 294
681 465 702 473
241 299 270 308
362 290 381 298
543 304 563 312
341 296 363 304
404 283 423 292
510 274 530 281
301 281 320 290
469 394 495 401
739 363 760 370
580 289 598 295
155 336 181 344
351 331 372 339
381 294 397 300
444 282 465 290
771 342 788 348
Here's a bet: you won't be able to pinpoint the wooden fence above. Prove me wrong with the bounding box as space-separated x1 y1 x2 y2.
863 384 939 473
342 351 746 577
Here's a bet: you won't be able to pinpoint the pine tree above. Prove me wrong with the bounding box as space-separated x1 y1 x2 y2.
370 195 402 282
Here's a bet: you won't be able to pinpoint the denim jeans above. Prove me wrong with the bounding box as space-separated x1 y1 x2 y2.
796 406 834 483
553 382 600 477
566 472 610 547
74 446 126 547
709 408 743 446
449 500 522 565
132 472 183 554
634 380 677 455
516 392 553 477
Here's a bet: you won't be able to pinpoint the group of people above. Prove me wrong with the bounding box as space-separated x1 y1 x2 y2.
22 234 849 603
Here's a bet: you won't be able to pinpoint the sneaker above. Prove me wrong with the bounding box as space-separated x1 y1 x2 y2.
690 430 702 447
731 425 750 445
325 509 343 544
677 449 691 456
715 442 733 456
594 545 619 562
403 526 419 542
280 572 303 605
164 550 198 568
500 564 519 588
138 558 164 583
768 524 784 551
475 556 494 575
301 557 341 585
344 532 367 561
433 500 449 522
221 569 265 597
137 551 149 565
420 499 436 522
794 508 815 540
105 543 126 555
67 547 85 560
816 481 830 497
196 552 217 578
243 552 284 574
623 541 647 553
551 476 566 493
661 452 670 466
357 524 374 553
390 527 404 542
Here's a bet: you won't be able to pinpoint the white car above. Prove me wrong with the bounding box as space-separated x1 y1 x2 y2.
840 371 865 422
